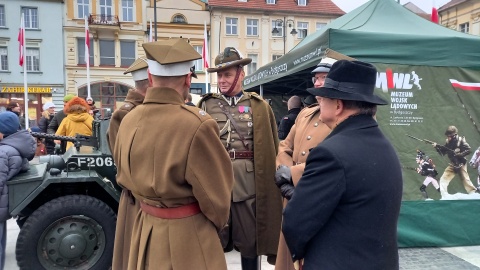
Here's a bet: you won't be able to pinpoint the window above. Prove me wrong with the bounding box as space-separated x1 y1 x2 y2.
190 88 202 95
77 38 94 66
77 0 89 19
26 48 40 72
247 54 257 75
226 17 238 35
272 54 282 61
459 23 469 33
22 7 38 29
266 0 276 4
172 14 187 23
99 40 115 66
122 0 133 22
0 5 5 27
297 22 308 39
78 82 130 111
193 45 203 71
316 22 326 31
100 0 113 22
272 20 283 37
120 40 135 67
297 0 307 6
246 19 258 36
0 47 7 71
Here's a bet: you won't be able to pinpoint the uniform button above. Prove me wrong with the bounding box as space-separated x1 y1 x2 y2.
231 139 235 142
231 114 235 116
307 136 312 140
301 151 306 156
314 122 319 127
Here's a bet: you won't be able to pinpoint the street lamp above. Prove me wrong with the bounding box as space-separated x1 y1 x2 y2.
271 17 298 55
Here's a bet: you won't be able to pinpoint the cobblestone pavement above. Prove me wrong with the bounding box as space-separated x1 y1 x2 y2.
399 247 480 270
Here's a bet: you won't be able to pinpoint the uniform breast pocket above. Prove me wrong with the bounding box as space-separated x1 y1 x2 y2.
214 114 228 135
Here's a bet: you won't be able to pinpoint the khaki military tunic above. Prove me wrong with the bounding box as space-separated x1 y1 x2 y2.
275 105 331 270
199 91 281 261
107 89 144 270
114 87 234 270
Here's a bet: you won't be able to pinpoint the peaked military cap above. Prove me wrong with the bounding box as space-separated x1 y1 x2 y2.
142 39 201 77
124 57 149 81
207 47 252 73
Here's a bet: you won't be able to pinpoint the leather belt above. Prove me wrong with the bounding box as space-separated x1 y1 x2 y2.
140 202 201 219
229 150 254 159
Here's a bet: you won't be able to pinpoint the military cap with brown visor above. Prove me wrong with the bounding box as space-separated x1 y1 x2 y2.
142 39 201 78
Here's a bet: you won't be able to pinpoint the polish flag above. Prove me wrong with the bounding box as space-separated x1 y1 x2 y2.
450 79 480 91
203 21 209 69
431 6 439 24
85 16 90 65
18 16 25 66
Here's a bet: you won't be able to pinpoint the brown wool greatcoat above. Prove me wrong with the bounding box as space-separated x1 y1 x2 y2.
275 105 331 270
198 92 282 259
107 89 144 270
113 87 234 270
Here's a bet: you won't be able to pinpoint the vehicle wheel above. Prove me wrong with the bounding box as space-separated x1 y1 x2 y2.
16 195 116 270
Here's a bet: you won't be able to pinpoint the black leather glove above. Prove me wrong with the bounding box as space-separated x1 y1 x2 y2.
280 183 295 200
275 165 292 188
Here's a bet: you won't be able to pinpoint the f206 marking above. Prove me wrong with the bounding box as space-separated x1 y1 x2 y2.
77 157 114 167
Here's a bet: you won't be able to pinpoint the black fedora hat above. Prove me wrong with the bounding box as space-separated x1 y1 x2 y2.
307 60 388 105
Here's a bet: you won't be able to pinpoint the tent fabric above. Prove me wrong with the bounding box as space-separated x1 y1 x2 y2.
243 0 480 93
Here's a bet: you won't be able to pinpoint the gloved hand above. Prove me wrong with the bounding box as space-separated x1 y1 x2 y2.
280 183 295 200
275 165 292 188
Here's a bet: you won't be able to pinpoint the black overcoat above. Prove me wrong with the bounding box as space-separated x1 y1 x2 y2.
283 114 403 270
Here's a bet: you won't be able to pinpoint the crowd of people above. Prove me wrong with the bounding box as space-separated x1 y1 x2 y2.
1 39 478 270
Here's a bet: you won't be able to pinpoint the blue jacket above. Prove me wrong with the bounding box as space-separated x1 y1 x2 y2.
0 130 36 221
282 114 403 270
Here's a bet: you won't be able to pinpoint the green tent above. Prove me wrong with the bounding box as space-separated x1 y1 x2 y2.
245 0 480 248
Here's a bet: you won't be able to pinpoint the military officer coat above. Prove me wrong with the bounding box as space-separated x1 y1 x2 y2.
198 91 282 258
114 87 234 270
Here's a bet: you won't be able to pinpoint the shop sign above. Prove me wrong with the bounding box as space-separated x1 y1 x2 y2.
1 86 52 93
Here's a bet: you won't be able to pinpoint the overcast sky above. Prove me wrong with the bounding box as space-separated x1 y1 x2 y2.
332 0 451 13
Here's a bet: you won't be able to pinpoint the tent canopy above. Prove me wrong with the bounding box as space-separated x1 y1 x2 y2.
243 0 480 95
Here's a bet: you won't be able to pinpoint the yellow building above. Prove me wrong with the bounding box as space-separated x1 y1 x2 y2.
439 0 480 36
65 0 147 111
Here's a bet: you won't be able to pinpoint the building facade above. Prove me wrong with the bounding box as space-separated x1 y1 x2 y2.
0 0 64 125
439 0 480 36
207 0 344 93
64 0 148 112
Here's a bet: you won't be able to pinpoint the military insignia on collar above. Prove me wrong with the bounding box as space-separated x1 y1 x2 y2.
199 110 207 116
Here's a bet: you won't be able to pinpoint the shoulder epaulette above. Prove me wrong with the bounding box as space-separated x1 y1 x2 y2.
181 105 210 122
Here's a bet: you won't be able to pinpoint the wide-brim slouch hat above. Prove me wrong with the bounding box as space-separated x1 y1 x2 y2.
207 47 251 73
307 60 388 105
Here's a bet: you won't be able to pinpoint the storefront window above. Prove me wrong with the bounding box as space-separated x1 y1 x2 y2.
78 81 131 111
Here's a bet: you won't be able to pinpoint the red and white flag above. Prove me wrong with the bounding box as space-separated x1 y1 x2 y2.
450 79 480 91
18 16 25 66
203 21 209 69
431 0 439 24
85 16 90 65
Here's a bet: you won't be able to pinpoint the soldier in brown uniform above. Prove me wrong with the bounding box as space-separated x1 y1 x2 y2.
274 50 354 270
107 57 149 270
198 47 281 269
113 39 234 270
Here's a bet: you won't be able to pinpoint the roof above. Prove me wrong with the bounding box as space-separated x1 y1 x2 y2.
438 0 469 11
207 0 345 15
403 2 427 14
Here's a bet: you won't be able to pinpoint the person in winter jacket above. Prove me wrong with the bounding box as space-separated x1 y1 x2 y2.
54 97 93 150
47 94 75 154
0 111 36 269
38 102 56 154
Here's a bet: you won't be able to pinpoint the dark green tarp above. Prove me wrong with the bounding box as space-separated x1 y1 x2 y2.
243 0 480 247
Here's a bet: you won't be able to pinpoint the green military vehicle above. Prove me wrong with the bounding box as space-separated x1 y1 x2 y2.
8 118 120 270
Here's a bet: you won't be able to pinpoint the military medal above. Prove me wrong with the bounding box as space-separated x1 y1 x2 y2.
243 114 251 120
239 106 245 113
248 121 253 127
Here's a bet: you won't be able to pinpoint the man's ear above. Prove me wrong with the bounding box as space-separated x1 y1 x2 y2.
147 69 153 85
185 73 192 88
335 99 344 115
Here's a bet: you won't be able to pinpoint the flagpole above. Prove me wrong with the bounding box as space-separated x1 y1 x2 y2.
204 21 209 93
149 19 153 42
21 14 29 130
85 16 91 99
